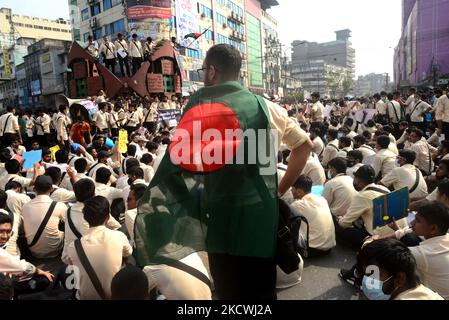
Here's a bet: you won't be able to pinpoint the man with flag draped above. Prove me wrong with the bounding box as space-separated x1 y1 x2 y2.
134 44 313 299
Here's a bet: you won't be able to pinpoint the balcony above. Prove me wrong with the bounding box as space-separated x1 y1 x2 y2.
228 11 244 24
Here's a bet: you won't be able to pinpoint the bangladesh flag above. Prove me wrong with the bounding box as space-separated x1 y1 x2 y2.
184 32 203 40
134 81 278 266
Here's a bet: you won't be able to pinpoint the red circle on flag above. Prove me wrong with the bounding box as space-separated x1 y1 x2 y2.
169 102 242 172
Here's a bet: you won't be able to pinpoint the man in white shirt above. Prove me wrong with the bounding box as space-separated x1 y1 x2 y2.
301 153 326 186
371 135 397 181
381 150 428 200
67 196 132 300
408 91 432 134
93 102 110 135
373 93 387 124
323 157 357 217
140 153 155 184
0 160 40 191
121 166 148 210
6 135 26 158
45 167 77 203
34 109 52 147
86 151 117 184
125 183 147 242
21 175 67 259
125 104 141 136
310 128 325 160
94 168 123 205
115 33 131 77
346 150 364 179
0 106 21 148
386 93 403 126
309 92 324 130
336 136 353 158
321 129 340 167
406 128 436 176
291 176 336 256
402 88 416 115
435 84 449 139
4 181 31 257
62 179 121 264
407 202 449 299
99 35 117 74
55 105 72 150
129 33 143 76
353 135 376 164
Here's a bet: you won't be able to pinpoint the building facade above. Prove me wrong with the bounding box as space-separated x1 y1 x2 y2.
354 73 389 97
394 0 449 88
69 0 283 95
290 29 355 99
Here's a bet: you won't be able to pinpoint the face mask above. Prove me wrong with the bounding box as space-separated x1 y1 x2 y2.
362 276 392 301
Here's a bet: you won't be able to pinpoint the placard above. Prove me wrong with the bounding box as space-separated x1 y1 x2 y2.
119 130 128 154
22 150 42 170
147 74 164 93
372 187 409 229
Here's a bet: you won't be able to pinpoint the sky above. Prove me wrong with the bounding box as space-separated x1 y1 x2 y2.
269 0 402 77
1 0 402 77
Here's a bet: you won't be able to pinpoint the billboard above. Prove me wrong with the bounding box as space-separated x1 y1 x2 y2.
30 80 41 96
127 0 172 20
175 0 200 50
3 49 10 79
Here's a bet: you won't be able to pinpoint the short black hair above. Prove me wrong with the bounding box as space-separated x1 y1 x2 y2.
125 158 140 173
73 179 96 203
410 128 423 139
97 150 110 161
55 150 69 164
146 142 159 153
357 239 420 291
205 44 242 80
127 144 137 157
111 266 149 300
327 129 339 141
95 167 111 184
34 175 53 194
128 166 144 180
347 150 363 163
5 180 22 192
0 190 7 209
83 196 110 227
98 102 107 111
353 135 366 145
74 158 88 173
339 136 352 148
311 92 320 99
377 135 391 149
439 159 449 172
45 166 62 185
399 149 416 164
5 160 20 174
328 157 347 174
58 105 67 113
6 105 15 112
417 201 449 235
292 175 312 193
140 153 153 165
130 184 147 201
0 273 13 300
132 33 138 39
441 140 449 152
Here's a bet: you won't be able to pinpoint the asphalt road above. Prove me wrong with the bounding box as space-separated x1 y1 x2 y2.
277 244 364 300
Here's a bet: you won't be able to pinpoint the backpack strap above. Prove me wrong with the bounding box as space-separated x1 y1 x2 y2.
28 201 57 248
59 172 67 187
74 239 107 300
157 258 211 289
366 187 389 195
67 207 82 239
409 169 420 194
328 144 339 151
2 115 12 135
87 163 101 177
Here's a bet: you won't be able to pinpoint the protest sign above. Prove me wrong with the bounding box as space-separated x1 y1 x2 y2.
22 150 42 170
119 130 128 154
372 187 409 229
49 145 60 161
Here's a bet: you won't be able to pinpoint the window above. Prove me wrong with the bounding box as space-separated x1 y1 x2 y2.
203 28 213 41
83 32 91 42
105 19 125 36
103 0 112 10
186 49 202 59
81 8 89 21
216 13 227 25
227 1 244 16
217 34 229 45
94 28 103 40
91 3 101 16
217 0 226 5
198 4 212 19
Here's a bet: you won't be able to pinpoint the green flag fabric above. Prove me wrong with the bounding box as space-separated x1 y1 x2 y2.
184 32 203 40
134 81 278 266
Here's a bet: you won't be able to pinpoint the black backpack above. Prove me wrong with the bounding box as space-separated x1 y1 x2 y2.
276 199 303 274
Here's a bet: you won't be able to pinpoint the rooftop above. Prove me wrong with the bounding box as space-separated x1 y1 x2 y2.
259 0 279 10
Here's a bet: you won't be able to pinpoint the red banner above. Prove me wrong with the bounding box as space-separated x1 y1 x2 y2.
128 6 172 20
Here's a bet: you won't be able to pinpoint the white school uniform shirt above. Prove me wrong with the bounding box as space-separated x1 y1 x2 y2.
321 139 339 167
129 39 143 58
387 100 402 123
67 226 132 300
94 182 123 205
336 146 353 158
394 284 444 300
0 174 32 191
21 195 66 259
0 112 19 135
302 154 326 186
143 252 212 300
323 174 358 217
99 41 116 59
312 136 325 158
140 163 155 183
409 100 431 122
346 163 364 179
62 202 121 264
124 208 137 241
35 114 51 135
6 145 26 157
56 112 71 141
371 148 397 178
87 162 117 184
50 185 76 203
310 101 325 122
125 111 140 127
376 100 387 115
114 39 129 57
291 194 336 251
0 246 36 276
435 94 449 123
5 190 31 256
122 179 148 210
380 164 428 200
407 140 436 175
409 234 449 299
93 110 109 131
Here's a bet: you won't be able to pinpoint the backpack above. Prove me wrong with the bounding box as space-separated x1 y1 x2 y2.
276 199 303 274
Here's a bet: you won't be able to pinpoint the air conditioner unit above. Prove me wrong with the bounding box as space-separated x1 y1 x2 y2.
222 23 227 29
90 17 97 28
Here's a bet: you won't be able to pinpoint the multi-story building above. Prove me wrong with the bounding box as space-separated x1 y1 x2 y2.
23 38 72 109
394 0 449 88
261 9 282 96
290 29 355 98
0 7 72 109
69 0 280 94
354 73 390 97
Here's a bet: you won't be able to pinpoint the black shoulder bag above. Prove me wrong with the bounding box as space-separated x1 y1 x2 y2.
67 207 82 239
28 201 57 248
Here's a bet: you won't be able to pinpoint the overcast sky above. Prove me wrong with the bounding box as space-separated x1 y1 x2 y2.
269 0 402 77
2 0 402 76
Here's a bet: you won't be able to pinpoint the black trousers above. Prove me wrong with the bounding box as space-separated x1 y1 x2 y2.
13 275 51 299
118 56 131 77
131 57 142 75
335 222 370 250
105 58 116 75
443 122 449 140
208 253 277 300
1 133 16 148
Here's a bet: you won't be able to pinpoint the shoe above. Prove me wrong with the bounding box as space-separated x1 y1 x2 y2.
339 267 362 290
